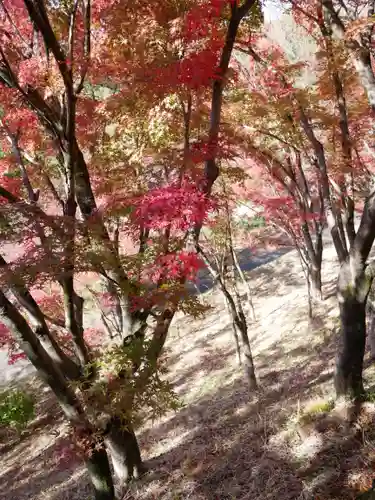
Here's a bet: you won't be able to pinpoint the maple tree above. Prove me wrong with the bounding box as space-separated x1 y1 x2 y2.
200 0 375 399
228 39 326 317
231 0 375 398
0 0 259 498
199 175 258 388
274 0 375 399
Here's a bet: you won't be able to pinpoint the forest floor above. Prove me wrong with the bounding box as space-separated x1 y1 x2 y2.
2 243 375 500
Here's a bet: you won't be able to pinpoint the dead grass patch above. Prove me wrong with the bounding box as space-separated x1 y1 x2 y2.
2 245 375 499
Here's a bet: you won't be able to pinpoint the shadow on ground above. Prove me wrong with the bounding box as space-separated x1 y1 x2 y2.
2 250 374 499
190 247 293 294
131 323 375 500
0 379 90 500
1 316 374 499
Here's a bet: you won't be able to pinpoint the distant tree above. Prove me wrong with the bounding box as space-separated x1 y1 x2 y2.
199 175 257 389
228 42 326 307
218 6 375 384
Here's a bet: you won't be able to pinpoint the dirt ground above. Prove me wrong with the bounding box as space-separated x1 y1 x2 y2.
2 244 375 500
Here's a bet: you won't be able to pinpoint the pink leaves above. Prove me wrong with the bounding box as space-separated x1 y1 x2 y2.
144 251 204 284
84 328 105 349
32 290 64 321
18 58 45 88
132 183 214 232
0 321 11 349
0 321 27 365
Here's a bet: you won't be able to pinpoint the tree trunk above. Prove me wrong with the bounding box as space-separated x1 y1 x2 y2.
85 444 115 500
335 297 366 399
368 307 375 360
225 296 241 364
368 292 375 359
310 265 322 300
231 247 256 320
197 246 257 389
334 257 373 399
0 290 115 498
306 270 313 320
105 417 145 483
238 320 257 390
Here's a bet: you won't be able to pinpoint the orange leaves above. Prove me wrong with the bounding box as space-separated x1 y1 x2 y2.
345 16 375 41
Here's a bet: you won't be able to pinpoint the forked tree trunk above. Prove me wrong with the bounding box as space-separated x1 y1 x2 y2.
105 417 145 484
0 290 116 498
198 246 258 389
226 296 257 389
231 280 257 390
306 264 322 319
225 296 241 364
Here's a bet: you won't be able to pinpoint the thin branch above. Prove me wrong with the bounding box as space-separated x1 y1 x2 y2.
68 0 80 71
0 120 38 202
20 150 64 210
289 0 320 24
75 0 91 94
23 0 73 91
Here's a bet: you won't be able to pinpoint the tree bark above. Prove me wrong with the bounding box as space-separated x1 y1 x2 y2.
367 291 375 359
85 444 115 500
105 417 145 484
333 176 375 399
230 278 258 390
237 320 257 390
310 265 322 299
335 296 366 398
299 109 348 263
306 269 313 320
335 254 375 398
225 295 241 364
322 0 375 113
198 246 257 389
0 255 81 379
0 290 115 498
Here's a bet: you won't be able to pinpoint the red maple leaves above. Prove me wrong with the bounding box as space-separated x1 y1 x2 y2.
132 183 215 231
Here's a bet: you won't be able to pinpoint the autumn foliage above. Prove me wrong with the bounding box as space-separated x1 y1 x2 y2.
0 0 261 498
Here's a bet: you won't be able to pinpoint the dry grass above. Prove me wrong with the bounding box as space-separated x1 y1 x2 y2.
2 243 375 499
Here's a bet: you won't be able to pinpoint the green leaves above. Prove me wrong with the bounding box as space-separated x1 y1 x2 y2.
0 389 35 430
3 168 21 179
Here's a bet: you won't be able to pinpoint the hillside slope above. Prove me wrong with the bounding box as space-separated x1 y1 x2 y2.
2 242 375 500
